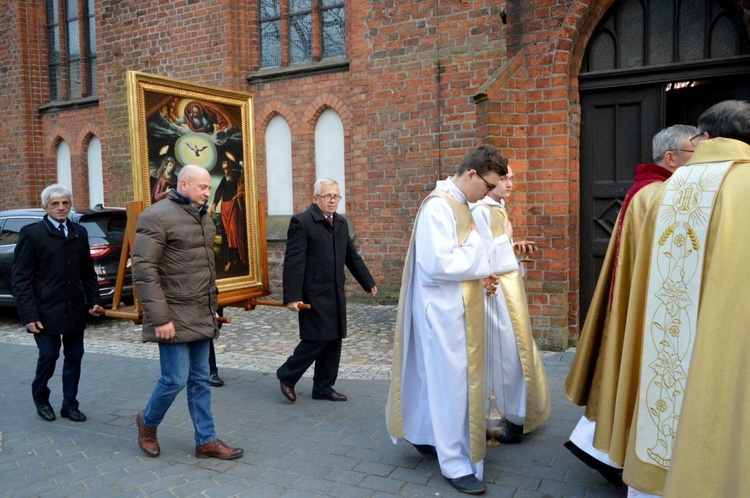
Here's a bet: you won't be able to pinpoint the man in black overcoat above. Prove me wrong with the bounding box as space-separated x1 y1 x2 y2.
12 184 103 422
277 178 378 402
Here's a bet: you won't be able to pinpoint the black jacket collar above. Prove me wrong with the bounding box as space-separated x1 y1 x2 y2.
308 203 336 223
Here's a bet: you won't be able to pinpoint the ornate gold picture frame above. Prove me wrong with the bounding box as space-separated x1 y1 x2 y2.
126 71 269 306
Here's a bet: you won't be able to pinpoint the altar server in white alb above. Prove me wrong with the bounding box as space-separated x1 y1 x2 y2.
386 144 508 495
471 165 550 444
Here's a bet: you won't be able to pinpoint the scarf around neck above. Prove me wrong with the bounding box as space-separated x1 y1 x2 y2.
609 164 672 306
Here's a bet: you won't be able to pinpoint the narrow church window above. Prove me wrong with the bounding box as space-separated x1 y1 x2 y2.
260 0 282 67
46 0 97 101
259 0 346 68
290 0 312 63
321 0 345 59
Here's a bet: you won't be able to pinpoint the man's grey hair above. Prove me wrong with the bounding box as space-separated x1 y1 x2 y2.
652 124 700 163
40 184 73 209
314 178 339 196
698 100 750 144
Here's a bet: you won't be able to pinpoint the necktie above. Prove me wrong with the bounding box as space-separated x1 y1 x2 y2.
327 216 334 228
58 223 66 238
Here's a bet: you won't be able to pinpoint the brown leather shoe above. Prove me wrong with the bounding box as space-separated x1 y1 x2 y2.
312 390 348 402
279 380 296 403
196 439 244 460
136 411 160 457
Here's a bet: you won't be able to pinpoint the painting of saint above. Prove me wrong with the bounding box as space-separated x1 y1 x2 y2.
127 70 267 303
144 95 248 279
209 160 247 274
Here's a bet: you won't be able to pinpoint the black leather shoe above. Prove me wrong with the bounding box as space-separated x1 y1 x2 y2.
312 390 347 402
36 403 56 421
412 443 437 458
208 373 224 387
496 429 522 444
564 440 623 487
279 380 296 402
494 420 522 444
61 408 87 422
505 420 524 436
445 474 486 494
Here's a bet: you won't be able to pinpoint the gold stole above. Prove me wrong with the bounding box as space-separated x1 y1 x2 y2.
485 205 551 432
385 189 486 462
437 191 487 461
635 160 734 468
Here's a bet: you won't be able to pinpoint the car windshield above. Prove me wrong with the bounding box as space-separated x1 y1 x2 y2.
77 214 126 243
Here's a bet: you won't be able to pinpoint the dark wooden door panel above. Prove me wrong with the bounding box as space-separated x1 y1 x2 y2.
579 87 662 322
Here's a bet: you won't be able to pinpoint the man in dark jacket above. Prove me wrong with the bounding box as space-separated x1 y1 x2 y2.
12 184 103 422
133 164 242 461
277 178 378 403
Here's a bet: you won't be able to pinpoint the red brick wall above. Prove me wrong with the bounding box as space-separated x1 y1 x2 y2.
1 3 48 204
472 0 636 348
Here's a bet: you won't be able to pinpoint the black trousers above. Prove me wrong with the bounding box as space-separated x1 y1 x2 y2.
208 340 217 374
32 332 84 411
208 307 223 375
276 338 342 396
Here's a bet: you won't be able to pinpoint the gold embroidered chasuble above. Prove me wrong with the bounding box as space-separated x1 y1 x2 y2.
483 204 550 432
565 180 667 458
617 138 750 497
386 188 487 463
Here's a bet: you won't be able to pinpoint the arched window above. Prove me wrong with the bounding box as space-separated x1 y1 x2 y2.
314 109 345 214
56 140 73 196
265 115 294 215
88 136 104 207
582 0 749 73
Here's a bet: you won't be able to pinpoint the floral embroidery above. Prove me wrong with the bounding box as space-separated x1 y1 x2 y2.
648 344 686 390
655 278 693 317
637 162 734 470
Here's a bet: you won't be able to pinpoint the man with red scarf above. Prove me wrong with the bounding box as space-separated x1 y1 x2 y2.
564 124 699 486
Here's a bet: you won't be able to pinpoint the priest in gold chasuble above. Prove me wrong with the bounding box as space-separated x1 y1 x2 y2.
563 125 699 484
619 102 750 498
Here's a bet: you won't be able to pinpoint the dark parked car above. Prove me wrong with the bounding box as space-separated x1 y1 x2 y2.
0 207 133 307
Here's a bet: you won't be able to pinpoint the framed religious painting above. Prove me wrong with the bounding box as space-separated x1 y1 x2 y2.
126 70 270 306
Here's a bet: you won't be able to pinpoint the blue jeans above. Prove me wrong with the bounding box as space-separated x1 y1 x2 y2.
142 339 217 445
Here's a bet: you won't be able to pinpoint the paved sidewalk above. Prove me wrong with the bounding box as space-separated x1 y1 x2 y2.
0 305 623 497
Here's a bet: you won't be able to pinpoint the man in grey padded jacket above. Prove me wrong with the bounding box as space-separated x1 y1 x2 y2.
132 164 243 461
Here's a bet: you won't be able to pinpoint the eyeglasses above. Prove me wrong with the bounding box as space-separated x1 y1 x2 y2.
315 194 343 202
675 149 695 154
475 171 496 192
689 132 707 147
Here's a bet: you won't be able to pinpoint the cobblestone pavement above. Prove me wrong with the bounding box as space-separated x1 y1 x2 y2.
0 303 397 380
0 304 623 497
